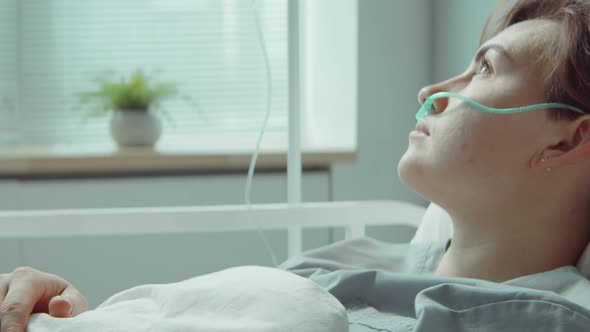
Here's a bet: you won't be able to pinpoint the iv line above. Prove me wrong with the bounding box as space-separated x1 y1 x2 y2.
247 0 280 267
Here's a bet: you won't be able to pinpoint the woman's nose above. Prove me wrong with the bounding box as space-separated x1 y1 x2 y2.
417 86 434 105
417 84 449 114
417 71 469 114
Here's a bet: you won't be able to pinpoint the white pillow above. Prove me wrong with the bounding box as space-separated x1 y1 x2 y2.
410 203 453 245
411 203 590 279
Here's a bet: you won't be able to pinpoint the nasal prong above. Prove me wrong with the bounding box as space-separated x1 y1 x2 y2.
415 100 433 121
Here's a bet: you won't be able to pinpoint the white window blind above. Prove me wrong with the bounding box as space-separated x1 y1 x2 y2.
0 0 18 143
1 0 288 151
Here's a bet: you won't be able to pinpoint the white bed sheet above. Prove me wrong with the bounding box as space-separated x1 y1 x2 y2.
27 266 348 332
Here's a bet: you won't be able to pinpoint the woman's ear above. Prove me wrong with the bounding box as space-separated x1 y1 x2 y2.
539 116 590 170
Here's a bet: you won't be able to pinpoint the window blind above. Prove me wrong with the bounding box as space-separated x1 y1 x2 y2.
0 0 18 143
2 0 287 150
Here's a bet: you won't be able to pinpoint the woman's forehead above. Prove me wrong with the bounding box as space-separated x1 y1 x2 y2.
483 19 561 64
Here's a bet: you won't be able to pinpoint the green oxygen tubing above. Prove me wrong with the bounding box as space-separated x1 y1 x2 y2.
416 92 585 121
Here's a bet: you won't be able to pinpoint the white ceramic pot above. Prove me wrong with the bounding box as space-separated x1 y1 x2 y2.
110 110 162 148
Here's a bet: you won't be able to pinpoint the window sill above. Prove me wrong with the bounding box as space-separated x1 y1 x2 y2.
0 147 355 178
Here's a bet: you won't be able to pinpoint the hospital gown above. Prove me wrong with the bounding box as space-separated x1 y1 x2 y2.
280 237 590 331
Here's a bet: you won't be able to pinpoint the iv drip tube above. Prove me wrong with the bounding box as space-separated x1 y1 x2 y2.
287 0 303 257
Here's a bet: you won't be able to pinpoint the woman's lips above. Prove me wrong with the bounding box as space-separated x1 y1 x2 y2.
415 121 430 136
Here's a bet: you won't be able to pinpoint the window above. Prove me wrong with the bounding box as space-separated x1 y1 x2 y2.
0 0 287 151
0 0 357 174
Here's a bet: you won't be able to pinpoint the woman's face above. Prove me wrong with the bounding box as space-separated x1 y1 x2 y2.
399 19 564 207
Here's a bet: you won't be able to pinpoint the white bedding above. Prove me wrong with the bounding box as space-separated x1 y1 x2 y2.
27 266 348 332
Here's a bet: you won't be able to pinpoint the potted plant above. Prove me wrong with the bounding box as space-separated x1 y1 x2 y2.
77 70 179 148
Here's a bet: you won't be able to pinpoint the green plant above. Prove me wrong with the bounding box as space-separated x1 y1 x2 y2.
77 70 178 116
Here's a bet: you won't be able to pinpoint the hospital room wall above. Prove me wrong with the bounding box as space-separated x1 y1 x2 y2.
431 0 503 82
328 0 431 243
330 0 429 204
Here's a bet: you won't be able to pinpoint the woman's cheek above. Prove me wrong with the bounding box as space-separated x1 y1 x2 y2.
437 125 479 168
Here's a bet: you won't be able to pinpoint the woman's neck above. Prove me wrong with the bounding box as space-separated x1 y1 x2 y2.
434 205 589 283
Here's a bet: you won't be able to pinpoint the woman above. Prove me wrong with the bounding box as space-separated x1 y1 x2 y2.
3 0 590 331
403 0 590 283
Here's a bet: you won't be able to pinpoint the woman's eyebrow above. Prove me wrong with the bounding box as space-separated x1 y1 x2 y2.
474 44 512 63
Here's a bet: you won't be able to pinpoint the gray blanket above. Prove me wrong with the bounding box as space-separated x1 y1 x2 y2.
280 237 590 331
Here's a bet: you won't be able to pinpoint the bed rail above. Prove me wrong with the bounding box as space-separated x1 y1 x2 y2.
0 200 426 257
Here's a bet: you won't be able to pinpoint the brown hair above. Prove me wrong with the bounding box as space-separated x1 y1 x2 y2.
482 0 590 120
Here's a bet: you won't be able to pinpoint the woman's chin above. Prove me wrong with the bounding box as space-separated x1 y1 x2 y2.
398 152 439 202
399 154 426 194
399 154 466 213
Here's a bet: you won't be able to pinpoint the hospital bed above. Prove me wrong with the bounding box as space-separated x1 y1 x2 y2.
5 200 590 332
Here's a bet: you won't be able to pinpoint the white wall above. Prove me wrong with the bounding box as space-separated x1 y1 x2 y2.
331 0 430 205
431 0 501 82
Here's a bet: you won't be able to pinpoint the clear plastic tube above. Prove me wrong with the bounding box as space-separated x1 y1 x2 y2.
247 0 279 267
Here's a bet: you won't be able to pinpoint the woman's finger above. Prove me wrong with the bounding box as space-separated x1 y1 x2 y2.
48 285 88 318
59 285 89 316
0 267 87 331
0 278 40 332
47 296 73 318
0 274 9 305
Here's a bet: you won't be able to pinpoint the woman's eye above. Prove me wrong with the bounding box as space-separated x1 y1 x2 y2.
477 59 491 75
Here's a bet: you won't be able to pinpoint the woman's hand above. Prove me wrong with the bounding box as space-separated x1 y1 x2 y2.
0 267 88 332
